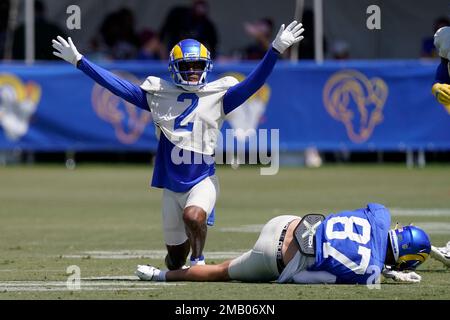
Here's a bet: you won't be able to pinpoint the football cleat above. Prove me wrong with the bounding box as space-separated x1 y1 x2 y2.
135 264 159 281
431 241 450 268
388 225 431 271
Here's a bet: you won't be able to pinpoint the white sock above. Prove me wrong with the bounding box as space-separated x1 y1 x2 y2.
190 259 206 266
155 270 167 281
190 256 206 267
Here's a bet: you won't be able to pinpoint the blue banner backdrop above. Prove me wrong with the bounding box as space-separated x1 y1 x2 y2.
0 59 448 152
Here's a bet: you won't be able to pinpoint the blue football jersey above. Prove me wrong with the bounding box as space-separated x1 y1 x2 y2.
309 203 391 284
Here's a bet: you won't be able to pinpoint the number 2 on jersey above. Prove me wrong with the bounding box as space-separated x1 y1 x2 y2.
174 93 199 131
323 216 371 275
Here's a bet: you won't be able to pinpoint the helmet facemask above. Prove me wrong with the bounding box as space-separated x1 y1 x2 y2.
173 60 211 91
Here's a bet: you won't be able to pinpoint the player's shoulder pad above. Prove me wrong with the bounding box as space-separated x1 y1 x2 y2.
140 76 169 92
221 76 240 87
208 76 240 90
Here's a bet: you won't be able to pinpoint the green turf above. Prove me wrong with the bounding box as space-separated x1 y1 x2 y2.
0 164 449 299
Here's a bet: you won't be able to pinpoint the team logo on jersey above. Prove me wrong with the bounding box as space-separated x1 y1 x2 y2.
323 70 388 143
0 74 41 141
222 72 271 140
91 71 152 144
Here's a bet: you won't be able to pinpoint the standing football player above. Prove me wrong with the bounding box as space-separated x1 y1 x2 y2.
432 26 450 113
136 203 450 284
52 21 304 270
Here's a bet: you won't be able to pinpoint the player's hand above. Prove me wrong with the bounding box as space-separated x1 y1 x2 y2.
432 83 450 106
401 271 421 283
272 20 304 54
52 36 83 67
382 269 421 283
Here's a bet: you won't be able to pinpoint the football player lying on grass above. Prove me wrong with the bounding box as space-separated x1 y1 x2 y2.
136 203 450 284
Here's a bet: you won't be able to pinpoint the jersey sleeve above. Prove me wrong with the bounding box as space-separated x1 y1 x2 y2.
77 57 149 111
222 47 279 114
366 203 391 231
435 58 450 84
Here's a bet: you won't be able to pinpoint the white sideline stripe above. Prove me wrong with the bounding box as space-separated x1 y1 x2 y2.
0 269 64 272
61 250 245 260
218 221 450 235
390 208 450 217
218 209 450 233
219 225 264 233
82 275 141 281
0 281 178 286
0 287 158 292
62 250 247 260
415 222 450 235
0 280 182 292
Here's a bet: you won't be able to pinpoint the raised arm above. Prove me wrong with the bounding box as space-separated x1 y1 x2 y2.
77 57 149 111
222 21 304 114
52 36 149 111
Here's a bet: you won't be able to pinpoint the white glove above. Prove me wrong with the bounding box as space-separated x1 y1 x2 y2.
52 36 83 67
431 241 450 268
272 20 304 54
434 26 450 60
382 269 421 283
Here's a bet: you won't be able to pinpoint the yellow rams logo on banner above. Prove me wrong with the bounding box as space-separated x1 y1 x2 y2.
0 74 41 141
323 70 388 143
91 71 152 144
223 72 271 141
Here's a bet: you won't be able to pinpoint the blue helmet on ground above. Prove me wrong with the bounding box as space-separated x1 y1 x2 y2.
168 39 213 91
388 225 431 271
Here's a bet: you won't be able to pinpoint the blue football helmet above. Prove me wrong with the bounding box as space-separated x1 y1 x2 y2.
388 225 431 271
168 39 213 91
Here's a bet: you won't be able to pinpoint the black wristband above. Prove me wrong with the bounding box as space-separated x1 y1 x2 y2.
271 46 282 55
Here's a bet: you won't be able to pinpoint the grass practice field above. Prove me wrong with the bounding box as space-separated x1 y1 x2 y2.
0 164 449 300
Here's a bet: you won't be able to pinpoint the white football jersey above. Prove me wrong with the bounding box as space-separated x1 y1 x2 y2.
140 76 239 155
